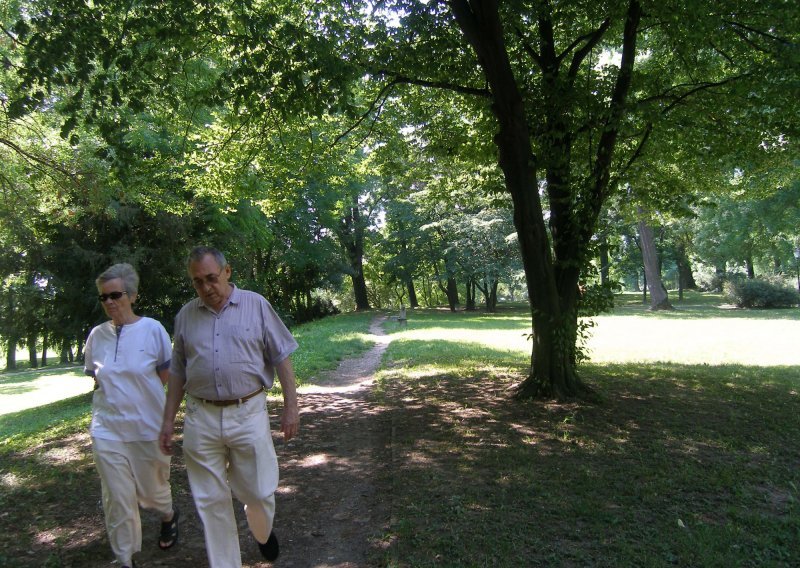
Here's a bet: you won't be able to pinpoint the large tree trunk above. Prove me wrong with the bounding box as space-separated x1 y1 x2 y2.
599 235 610 286
41 333 48 367
446 277 459 311
6 336 17 371
60 338 72 364
676 243 696 301
449 0 641 399
406 280 419 308
28 334 38 369
638 218 673 310
340 205 371 311
745 256 755 279
350 271 370 311
465 278 477 311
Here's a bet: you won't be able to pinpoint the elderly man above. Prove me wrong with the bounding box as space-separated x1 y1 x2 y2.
160 246 299 567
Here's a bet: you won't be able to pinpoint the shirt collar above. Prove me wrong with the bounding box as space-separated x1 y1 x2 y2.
196 283 239 312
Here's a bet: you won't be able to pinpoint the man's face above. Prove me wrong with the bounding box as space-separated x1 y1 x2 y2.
189 254 232 311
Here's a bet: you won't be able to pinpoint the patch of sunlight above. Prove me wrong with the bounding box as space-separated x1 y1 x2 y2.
1 471 26 489
402 328 530 352
396 315 800 367
0 373 93 416
585 316 800 366
406 450 434 465
39 445 85 465
300 453 329 467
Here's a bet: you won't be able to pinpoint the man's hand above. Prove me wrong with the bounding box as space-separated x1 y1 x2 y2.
281 403 299 441
159 419 175 455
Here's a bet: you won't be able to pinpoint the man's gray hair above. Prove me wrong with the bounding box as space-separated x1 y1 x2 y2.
188 246 228 271
96 263 139 295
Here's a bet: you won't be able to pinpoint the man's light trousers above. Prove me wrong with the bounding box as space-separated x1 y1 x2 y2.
183 392 278 568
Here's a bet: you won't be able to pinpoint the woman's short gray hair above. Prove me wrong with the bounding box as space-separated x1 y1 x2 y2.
187 246 228 271
96 263 139 296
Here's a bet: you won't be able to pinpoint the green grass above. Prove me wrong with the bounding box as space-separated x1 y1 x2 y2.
372 296 800 567
0 366 90 416
3 296 800 567
290 310 377 385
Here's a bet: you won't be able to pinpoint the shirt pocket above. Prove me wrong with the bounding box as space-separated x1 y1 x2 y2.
224 324 263 364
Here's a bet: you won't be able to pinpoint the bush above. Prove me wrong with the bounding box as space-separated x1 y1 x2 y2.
724 276 800 308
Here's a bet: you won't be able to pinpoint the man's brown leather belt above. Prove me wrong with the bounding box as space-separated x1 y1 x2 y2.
199 389 263 407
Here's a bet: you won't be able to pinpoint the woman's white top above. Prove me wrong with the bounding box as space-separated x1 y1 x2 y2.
84 317 171 442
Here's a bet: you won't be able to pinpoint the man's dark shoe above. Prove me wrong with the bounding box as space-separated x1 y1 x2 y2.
257 530 279 562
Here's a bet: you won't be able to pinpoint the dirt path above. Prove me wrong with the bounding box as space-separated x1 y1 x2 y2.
270 316 393 567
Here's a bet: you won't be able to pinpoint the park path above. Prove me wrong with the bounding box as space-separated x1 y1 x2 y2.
261 316 395 567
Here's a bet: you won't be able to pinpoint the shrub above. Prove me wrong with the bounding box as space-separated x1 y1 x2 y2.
724 276 800 308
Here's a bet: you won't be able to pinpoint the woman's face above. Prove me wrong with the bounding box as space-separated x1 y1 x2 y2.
98 278 135 325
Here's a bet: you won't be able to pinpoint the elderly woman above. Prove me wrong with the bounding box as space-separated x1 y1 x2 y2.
84 263 179 568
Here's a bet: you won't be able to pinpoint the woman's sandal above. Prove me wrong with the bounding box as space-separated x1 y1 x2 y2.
158 506 180 550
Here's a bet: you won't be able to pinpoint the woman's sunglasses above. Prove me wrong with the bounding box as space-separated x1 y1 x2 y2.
98 291 128 303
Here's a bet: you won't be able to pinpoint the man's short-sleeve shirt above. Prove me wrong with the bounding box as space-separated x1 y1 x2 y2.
170 285 298 400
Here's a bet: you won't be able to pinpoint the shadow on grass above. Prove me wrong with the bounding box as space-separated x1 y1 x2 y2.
0 392 92 445
0 383 38 396
614 292 800 321
373 339 800 567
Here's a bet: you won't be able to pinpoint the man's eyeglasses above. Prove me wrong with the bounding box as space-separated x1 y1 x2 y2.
98 291 128 303
192 267 224 288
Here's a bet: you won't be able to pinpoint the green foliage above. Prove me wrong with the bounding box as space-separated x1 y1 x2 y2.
3 0 798 394
724 277 800 309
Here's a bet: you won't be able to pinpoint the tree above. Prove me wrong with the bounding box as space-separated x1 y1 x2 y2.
366 0 798 397
7 0 798 399
637 209 673 310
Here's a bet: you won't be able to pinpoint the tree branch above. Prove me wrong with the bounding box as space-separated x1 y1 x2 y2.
723 19 794 46
618 122 653 177
381 72 491 98
566 18 612 80
332 80 398 146
515 27 543 69
0 137 79 179
637 75 751 115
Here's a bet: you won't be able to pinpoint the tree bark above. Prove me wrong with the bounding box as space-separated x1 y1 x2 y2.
745 256 755 279
714 263 726 292
6 336 17 371
638 217 673 310
340 205 371 311
446 277 459 311
676 243 696 300
28 334 38 368
41 333 48 367
406 280 419 308
465 278 477 311
599 236 610 286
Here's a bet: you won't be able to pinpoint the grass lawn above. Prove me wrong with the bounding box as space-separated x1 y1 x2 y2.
372 292 799 567
0 366 90 416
